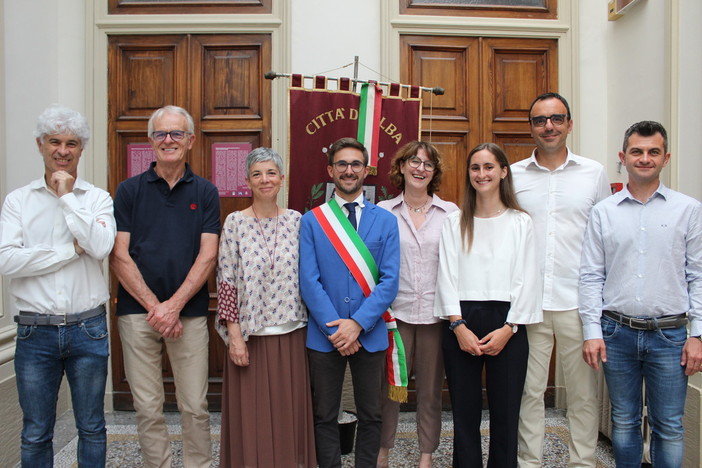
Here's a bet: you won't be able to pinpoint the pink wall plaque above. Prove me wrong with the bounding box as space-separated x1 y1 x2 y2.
127 143 156 178
212 142 253 197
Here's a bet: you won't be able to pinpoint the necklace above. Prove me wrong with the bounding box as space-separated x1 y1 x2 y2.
251 205 279 270
476 207 506 218
405 196 431 214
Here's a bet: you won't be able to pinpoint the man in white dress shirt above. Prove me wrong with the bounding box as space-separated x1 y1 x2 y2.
512 93 610 468
579 121 702 467
0 105 116 467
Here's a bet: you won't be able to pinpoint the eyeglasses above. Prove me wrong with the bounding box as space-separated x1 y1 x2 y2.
332 160 366 173
406 156 436 172
150 130 190 142
529 114 567 127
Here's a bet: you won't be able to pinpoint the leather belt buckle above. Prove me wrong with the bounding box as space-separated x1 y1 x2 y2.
16 305 105 326
603 309 687 331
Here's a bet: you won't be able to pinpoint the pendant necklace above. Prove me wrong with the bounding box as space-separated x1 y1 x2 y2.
405 196 430 214
251 205 279 270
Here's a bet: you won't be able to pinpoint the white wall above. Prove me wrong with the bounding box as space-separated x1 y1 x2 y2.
291 0 382 85
605 0 671 185
676 0 702 201
4 0 87 195
578 0 612 176
578 0 702 200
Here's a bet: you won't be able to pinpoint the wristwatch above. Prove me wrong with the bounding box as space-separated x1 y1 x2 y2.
504 322 518 334
449 319 467 332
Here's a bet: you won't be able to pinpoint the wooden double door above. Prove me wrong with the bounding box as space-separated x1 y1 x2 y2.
107 33 271 410
400 34 559 408
401 34 558 206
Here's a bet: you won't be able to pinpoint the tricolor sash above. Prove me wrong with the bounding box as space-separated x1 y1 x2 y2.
311 198 408 402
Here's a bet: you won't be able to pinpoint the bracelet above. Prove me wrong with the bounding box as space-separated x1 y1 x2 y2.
449 319 467 332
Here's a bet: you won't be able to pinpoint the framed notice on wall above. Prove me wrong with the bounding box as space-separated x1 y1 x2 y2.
212 142 253 197
127 143 156 178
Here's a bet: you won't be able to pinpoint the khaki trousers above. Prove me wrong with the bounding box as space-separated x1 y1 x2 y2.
518 309 599 468
118 314 211 468
380 320 444 454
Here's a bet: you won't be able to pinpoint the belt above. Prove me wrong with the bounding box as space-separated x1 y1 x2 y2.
602 310 687 331
14 305 106 326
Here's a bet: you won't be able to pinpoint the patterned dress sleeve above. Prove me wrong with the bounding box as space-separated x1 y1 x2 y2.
217 212 241 323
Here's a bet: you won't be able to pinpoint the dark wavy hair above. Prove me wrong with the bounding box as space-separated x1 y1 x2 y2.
460 143 525 251
387 141 444 195
622 120 668 153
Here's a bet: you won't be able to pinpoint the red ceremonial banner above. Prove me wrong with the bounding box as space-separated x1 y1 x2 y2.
288 79 421 213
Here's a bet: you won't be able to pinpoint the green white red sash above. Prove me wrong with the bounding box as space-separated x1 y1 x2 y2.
311 198 408 402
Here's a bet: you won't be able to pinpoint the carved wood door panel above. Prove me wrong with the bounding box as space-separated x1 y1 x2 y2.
108 33 271 410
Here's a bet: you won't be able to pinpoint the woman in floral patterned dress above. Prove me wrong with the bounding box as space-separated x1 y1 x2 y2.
217 147 316 468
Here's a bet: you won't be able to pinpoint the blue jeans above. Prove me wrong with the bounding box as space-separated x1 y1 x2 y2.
15 312 109 468
601 315 687 468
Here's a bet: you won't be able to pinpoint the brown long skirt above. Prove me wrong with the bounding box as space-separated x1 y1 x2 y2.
219 327 317 468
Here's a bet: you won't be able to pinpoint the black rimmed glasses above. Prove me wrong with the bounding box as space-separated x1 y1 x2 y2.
407 156 436 172
332 160 366 173
529 114 567 127
150 130 190 142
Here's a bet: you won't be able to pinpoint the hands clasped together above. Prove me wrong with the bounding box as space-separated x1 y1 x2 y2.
453 323 514 357
326 318 362 356
146 300 184 339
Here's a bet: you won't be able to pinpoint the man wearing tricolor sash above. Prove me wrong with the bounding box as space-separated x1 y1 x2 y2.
300 137 401 468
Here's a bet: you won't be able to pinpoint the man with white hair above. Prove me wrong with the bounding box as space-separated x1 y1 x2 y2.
111 105 220 468
0 105 116 467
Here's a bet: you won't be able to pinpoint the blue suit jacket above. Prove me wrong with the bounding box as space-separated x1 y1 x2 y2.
300 199 400 353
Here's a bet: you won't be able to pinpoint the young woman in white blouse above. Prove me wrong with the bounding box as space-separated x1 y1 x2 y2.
434 143 542 468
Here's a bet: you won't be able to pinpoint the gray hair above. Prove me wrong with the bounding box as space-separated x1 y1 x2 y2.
147 105 195 136
246 147 285 176
34 105 90 147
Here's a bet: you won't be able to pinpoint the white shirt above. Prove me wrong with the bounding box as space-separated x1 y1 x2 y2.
512 149 610 310
334 192 365 228
0 177 116 315
579 184 702 340
434 209 543 325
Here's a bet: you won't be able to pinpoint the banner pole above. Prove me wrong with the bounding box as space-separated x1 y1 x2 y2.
264 70 444 96
353 56 359 93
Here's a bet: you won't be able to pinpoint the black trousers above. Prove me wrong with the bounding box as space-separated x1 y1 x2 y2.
442 301 529 468
307 347 385 468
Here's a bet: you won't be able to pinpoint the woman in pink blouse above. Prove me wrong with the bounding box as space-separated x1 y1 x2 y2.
377 141 458 468
216 148 316 468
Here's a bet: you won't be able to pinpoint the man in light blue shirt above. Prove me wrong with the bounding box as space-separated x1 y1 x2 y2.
579 120 702 468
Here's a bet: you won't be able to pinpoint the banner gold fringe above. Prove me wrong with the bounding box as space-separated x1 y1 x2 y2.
368 166 378 176
388 385 408 403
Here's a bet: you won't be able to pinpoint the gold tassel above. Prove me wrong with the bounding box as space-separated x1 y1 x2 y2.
388 385 408 403
368 166 378 176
